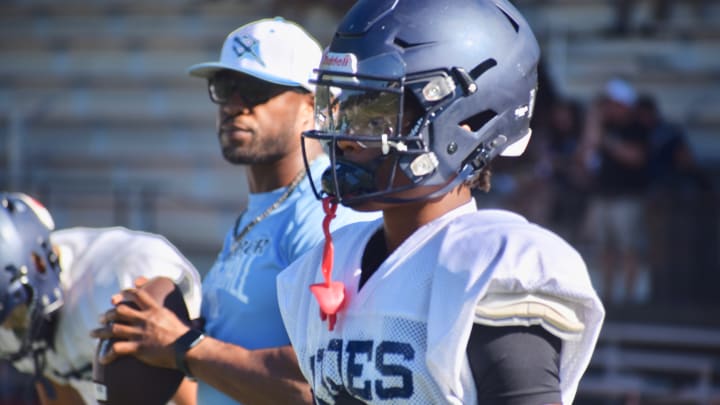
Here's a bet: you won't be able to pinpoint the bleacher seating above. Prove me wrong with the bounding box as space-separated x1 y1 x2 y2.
0 0 273 267
577 322 720 404
1 0 717 264
0 0 355 268
1 0 720 403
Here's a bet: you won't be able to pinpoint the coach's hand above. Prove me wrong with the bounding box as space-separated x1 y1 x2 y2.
91 285 191 369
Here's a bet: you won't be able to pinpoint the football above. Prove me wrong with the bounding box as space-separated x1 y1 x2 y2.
92 277 190 405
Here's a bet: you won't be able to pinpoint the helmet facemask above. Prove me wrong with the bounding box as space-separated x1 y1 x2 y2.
302 68 470 206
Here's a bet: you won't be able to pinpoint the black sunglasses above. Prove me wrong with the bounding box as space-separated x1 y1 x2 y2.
208 72 307 106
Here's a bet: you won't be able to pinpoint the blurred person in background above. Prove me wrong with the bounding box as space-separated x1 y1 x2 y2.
636 93 709 194
0 192 202 405
536 98 592 243
635 93 715 304
92 17 378 405
577 77 652 305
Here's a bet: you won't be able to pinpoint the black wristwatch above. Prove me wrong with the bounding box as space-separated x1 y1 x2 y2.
173 329 205 380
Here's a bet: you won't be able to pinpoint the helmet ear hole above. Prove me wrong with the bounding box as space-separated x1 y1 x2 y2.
496 6 520 32
468 59 497 80
459 110 496 132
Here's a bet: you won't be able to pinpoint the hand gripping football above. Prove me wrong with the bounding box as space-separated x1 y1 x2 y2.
92 277 190 405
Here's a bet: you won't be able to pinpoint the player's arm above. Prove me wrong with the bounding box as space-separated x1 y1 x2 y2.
91 287 312 405
467 293 587 405
170 378 197 405
182 338 312 405
467 324 562 405
599 134 648 168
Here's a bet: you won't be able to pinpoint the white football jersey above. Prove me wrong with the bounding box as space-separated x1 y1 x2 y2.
277 200 605 404
11 227 202 405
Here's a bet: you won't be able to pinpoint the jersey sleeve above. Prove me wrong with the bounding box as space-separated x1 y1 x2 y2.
425 221 604 405
114 234 202 319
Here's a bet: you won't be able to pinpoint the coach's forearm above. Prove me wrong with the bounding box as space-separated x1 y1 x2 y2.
186 337 313 405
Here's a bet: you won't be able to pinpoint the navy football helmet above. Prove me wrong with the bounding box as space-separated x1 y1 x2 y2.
0 192 62 361
302 0 540 205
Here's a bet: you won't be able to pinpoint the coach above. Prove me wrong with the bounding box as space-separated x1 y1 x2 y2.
93 17 377 405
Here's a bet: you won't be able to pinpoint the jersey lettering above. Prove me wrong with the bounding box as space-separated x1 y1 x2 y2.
346 340 373 400
375 341 414 399
237 238 270 255
325 339 344 394
224 237 271 303
309 339 415 402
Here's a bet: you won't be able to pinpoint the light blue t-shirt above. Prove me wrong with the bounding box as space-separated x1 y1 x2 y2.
198 156 379 404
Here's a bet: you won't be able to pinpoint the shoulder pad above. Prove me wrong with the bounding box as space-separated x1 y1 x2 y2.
475 293 585 341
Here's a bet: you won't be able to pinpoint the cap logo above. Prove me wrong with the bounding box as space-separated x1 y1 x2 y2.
232 35 265 67
320 52 357 73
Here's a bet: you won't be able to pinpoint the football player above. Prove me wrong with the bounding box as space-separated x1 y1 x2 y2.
0 192 201 405
276 0 605 403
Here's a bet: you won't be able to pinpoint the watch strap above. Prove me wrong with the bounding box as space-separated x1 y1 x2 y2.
173 329 205 380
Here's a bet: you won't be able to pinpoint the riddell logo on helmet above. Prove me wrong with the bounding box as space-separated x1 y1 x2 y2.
320 52 357 73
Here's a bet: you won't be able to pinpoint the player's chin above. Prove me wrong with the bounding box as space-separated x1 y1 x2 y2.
335 194 386 212
341 199 382 212
344 186 444 211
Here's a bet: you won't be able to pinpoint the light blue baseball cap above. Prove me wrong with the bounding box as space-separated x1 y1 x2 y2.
187 17 322 92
